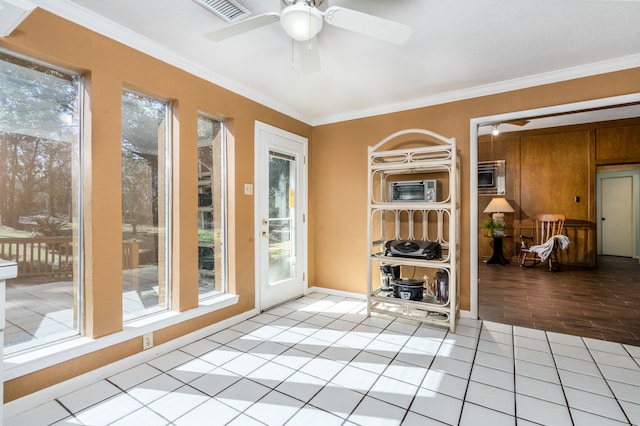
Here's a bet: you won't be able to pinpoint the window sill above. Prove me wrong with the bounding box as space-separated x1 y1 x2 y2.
3 293 239 381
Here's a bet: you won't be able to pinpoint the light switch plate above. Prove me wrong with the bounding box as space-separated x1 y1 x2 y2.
244 183 253 195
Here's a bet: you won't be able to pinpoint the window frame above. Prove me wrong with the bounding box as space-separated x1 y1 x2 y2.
0 49 84 353
197 112 228 301
120 88 172 321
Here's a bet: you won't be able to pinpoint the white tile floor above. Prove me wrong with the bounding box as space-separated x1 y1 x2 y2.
5 292 640 425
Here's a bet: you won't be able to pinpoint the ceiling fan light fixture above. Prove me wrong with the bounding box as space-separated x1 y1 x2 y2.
280 2 323 41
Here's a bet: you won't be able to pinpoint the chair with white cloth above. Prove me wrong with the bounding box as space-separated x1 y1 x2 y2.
519 214 568 271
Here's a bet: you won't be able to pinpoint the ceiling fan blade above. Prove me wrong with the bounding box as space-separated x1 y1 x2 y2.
204 12 280 41
506 119 530 126
296 38 321 74
323 6 412 45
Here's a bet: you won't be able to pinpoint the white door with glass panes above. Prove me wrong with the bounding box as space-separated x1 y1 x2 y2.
255 122 307 311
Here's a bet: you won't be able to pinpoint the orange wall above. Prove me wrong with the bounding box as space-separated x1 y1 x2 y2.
0 9 311 400
310 71 640 310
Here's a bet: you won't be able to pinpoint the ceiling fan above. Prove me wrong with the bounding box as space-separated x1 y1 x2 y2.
201 0 413 45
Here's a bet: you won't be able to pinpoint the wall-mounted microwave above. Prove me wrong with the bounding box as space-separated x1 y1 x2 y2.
478 160 506 195
389 179 439 202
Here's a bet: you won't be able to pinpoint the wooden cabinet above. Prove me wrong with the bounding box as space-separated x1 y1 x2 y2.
519 130 591 220
596 124 640 164
366 129 460 332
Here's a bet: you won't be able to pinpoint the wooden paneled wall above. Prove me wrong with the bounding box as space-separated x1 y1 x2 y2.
478 117 640 267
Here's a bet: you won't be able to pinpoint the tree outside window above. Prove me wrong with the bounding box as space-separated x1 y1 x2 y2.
0 52 81 353
121 90 170 321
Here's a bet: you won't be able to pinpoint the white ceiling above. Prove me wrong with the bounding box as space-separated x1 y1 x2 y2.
24 0 640 126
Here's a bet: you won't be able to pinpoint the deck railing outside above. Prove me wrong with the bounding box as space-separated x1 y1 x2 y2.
122 240 140 270
0 237 140 279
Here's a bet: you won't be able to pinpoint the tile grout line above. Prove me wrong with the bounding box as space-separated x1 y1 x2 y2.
235 301 368 423
455 319 483 425
544 328 575 425
580 337 633 425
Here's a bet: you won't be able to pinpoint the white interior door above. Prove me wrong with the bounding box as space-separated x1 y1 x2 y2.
600 175 634 256
255 122 307 311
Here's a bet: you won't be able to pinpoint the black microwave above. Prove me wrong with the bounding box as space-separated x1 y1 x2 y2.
389 180 439 202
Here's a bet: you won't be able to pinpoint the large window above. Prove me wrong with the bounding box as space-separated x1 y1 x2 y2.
0 52 82 354
121 90 170 321
197 114 227 300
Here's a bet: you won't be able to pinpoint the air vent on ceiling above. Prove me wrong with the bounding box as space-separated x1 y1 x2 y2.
193 0 251 23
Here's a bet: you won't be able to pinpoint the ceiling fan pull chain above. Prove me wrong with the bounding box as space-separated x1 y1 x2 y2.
291 39 295 69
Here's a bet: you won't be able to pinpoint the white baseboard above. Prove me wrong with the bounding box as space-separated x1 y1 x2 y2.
459 309 473 319
4 307 259 420
306 286 366 300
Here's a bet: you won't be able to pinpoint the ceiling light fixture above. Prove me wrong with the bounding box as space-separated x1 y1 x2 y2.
492 124 500 136
280 1 323 41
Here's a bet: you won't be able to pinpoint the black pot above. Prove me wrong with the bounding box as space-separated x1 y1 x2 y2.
393 278 424 301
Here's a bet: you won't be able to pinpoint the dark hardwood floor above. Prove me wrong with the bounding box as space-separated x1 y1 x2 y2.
478 255 640 346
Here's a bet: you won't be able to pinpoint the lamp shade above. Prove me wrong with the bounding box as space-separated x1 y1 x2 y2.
280 2 323 41
483 197 514 214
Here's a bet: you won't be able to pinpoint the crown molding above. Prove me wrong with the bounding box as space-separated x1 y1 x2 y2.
312 53 640 126
32 0 313 124
25 1 640 127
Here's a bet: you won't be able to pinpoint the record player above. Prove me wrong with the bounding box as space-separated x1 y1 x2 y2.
385 239 442 260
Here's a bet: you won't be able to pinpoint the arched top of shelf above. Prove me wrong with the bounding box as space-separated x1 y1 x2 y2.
369 129 455 154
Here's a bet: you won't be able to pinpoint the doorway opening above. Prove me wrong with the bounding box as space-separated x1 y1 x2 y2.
469 93 640 323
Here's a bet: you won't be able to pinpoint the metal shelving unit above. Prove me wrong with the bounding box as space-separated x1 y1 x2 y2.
366 129 460 332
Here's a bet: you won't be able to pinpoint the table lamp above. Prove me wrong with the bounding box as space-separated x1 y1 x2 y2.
483 197 515 229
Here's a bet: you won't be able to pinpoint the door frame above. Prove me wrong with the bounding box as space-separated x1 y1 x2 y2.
596 171 639 257
253 121 308 312
469 93 640 319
